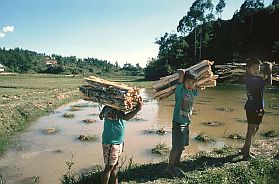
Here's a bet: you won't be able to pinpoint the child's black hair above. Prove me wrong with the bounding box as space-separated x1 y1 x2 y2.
246 57 262 68
183 71 197 82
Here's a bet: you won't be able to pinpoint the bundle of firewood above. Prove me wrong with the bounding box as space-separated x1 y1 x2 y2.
215 62 279 83
153 60 218 100
215 62 246 83
80 76 141 112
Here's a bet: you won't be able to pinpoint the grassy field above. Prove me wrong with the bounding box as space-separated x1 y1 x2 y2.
0 74 152 154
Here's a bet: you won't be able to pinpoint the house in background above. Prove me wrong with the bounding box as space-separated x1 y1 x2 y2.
0 63 6 72
45 59 58 67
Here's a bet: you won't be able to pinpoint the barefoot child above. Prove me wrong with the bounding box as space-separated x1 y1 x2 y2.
100 99 143 184
240 58 272 160
166 71 198 176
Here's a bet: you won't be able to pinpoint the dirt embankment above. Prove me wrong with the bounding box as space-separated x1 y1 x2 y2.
0 87 81 154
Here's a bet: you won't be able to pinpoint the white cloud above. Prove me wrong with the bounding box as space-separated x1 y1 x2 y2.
3 26 14 33
0 32 5 38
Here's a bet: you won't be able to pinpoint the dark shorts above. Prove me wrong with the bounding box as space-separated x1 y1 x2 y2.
172 122 189 150
246 110 264 125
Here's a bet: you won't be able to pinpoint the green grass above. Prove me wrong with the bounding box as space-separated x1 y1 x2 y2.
151 143 170 155
261 130 279 138
0 74 152 155
0 74 84 89
78 134 99 142
194 133 215 142
60 144 279 184
63 113 75 118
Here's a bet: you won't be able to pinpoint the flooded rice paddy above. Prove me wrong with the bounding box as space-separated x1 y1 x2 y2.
0 85 278 183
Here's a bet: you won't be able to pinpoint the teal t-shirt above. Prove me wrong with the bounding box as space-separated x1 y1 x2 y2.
172 84 198 125
102 118 126 144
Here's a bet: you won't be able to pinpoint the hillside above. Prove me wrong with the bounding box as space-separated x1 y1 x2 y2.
145 3 279 80
0 48 144 76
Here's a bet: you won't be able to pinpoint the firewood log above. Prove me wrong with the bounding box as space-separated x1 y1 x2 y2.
154 85 176 98
199 80 216 88
80 76 141 112
155 87 176 100
152 60 218 101
152 73 179 89
196 75 219 86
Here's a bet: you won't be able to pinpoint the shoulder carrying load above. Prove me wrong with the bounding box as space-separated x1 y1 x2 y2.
152 60 218 100
80 76 141 112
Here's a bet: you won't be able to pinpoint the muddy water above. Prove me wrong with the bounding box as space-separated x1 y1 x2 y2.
0 85 279 183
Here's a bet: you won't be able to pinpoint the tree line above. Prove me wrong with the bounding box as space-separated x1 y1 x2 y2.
0 47 144 76
145 0 279 80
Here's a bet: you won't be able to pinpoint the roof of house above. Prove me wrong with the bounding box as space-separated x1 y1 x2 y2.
45 60 57 64
0 64 6 68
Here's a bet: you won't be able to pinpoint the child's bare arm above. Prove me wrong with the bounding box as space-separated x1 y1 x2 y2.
99 107 106 120
123 98 143 121
263 62 273 85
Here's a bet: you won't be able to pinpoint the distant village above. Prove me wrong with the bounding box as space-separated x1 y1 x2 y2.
0 57 58 74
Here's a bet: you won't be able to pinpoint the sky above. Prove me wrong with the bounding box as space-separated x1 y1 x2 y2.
0 0 273 67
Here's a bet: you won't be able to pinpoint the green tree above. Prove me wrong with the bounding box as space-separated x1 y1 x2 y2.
145 58 172 80
273 0 279 5
272 40 279 59
156 32 189 69
177 0 214 62
215 0 226 19
239 0 264 35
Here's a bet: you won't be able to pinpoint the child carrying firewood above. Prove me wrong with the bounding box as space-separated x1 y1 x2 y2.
165 71 199 177
99 98 143 184
240 58 272 160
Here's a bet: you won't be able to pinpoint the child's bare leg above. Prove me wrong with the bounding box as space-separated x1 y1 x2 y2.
242 124 258 158
253 125 259 136
169 148 177 168
101 165 113 184
109 162 119 184
166 148 178 175
174 149 183 167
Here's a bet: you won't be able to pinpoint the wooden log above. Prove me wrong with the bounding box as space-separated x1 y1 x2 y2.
80 75 141 112
87 76 132 90
184 60 213 72
153 85 176 98
197 70 213 80
273 76 279 82
159 73 179 80
152 73 179 89
153 60 213 90
154 79 178 93
190 65 211 78
152 60 218 100
196 75 219 86
155 87 176 100
230 69 246 73
80 85 129 99
199 80 216 88
85 78 133 93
